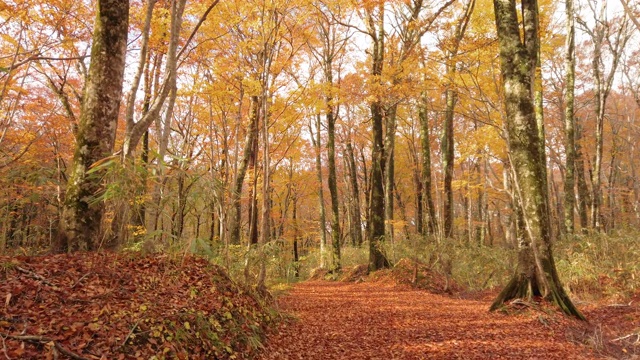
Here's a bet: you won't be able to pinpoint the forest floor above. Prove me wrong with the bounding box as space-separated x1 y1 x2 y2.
0 253 277 359
258 274 640 359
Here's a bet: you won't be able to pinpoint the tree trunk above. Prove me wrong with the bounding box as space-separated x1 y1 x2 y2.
57 0 129 252
442 87 456 239
326 70 341 272
441 0 474 239
384 104 397 247
490 0 584 320
419 94 437 235
292 192 300 278
310 115 328 268
229 95 260 245
367 3 390 271
345 140 363 246
579 5 631 231
563 0 576 234
575 121 590 231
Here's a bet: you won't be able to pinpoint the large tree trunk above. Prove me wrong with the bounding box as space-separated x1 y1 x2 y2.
563 0 576 234
367 3 390 271
326 69 341 272
418 93 437 235
490 0 584 320
384 105 397 245
229 95 260 245
442 86 456 239
310 115 328 268
56 0 129 252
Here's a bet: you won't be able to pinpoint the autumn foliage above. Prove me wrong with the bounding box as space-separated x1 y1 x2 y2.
0 253 276 359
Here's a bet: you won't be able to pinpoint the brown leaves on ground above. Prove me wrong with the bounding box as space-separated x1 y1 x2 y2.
0 252 274 359
259 277 639 359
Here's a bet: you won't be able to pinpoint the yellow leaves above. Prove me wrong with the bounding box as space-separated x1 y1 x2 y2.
456 124 505 162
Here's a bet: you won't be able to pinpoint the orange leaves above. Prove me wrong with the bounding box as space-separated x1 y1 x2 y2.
0 253 275 359
258 280 598 359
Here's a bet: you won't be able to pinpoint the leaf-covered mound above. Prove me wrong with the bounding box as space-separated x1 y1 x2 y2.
1 252 277 359
334 258 461 294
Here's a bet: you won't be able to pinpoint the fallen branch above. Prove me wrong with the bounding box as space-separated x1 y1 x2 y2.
612 332 640 343
15 267 58 289
71 273 91 289
119 318 142 349
0 333 90 360
607 301 633 307
1 334 10 360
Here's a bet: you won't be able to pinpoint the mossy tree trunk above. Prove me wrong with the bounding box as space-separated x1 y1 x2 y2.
56 0 129 252
563 0 576 234
418 92 437 236
323 53 341 272
366 2 390 271
490 0 584 320
229 95 260 245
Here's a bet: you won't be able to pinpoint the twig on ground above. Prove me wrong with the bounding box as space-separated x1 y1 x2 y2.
612 332 640 343
15 266 58 288
0 333 90 360
54 341 91 360
1 334 11 360
71 273 91 289
119 318 143 349
607 301 633 307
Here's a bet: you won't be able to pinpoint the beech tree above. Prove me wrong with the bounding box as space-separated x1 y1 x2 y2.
577 1 632 231
489 0 583 319
442 0 475 239
563 0 576 234
56 0 129 252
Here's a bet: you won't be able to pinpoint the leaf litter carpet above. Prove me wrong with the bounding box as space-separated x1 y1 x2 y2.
259 281 600 360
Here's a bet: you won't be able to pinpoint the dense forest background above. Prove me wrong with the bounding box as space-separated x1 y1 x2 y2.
1 0 639 299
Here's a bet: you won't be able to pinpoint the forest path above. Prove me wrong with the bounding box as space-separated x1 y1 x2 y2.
258 281 596 359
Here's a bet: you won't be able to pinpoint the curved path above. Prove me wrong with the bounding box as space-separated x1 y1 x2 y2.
258 281 596 359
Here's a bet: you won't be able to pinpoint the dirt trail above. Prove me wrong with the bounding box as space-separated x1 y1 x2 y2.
258 281 597 359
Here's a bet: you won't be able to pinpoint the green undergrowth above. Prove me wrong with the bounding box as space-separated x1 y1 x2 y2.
280 230 639 302
554 230 640 301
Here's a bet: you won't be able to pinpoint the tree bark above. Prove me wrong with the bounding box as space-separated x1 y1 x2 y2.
490 0 584 319
563 0 576 234
575 121 590 231
367 3 390 271
325 67 341 272
229 95 260 245
345 139 363 246
442 0 475 239
419 93 437 235
577 4 631 231
57 0 129 252
310 115 328 268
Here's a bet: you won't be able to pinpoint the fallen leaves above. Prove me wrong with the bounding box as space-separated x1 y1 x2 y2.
258 281 621 359
1 252 275 359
